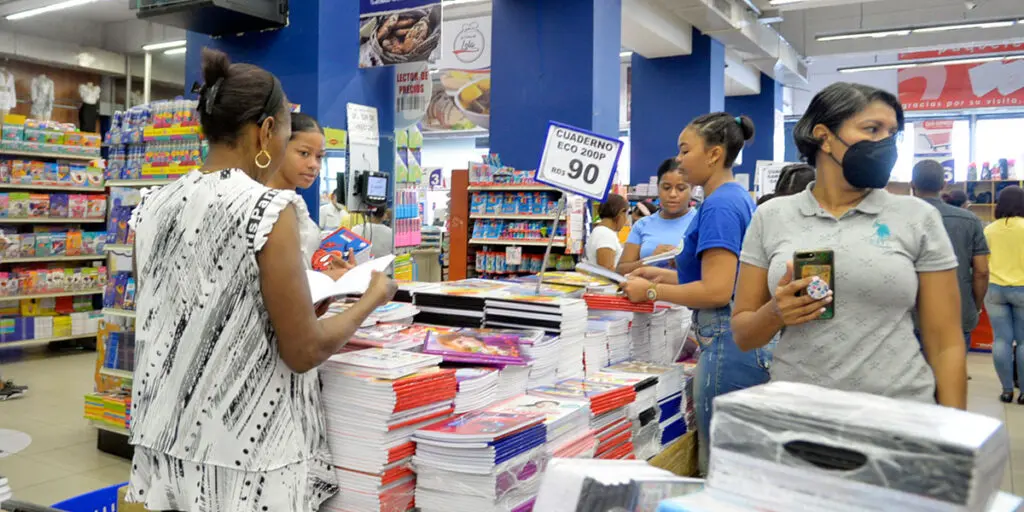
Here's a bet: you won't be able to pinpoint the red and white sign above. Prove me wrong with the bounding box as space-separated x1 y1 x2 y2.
898 43 1024 111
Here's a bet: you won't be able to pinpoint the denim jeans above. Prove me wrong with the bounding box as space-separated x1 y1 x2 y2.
692 305 773 474
985 284 1024 392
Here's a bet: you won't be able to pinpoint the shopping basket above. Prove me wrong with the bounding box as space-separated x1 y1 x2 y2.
50 482 126 512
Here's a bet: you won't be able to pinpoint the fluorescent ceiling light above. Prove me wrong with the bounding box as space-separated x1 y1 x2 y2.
819 18 1020 42
164 47 187 56
620 51 633 58
769 0 806 4
143 40 187 52
914 20 1015 33
817 30 911 42
838 53 1024 73
6 0 99 20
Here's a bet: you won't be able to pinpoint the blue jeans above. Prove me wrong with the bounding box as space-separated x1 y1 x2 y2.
692 305 773 474
985 284 1024 392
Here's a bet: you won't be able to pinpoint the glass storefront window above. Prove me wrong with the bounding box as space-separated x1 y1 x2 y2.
975 118 1024 178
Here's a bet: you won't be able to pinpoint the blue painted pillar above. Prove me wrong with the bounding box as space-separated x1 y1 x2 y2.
490 0 622 170
630 29 725 185
184 0 396 223
726 73 783 190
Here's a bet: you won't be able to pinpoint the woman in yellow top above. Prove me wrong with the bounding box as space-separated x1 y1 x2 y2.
984 185 1024 404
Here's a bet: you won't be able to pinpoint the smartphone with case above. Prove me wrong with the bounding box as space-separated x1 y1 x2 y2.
793 250 834 320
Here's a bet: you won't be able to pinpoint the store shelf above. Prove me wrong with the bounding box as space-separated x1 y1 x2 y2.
467 185 558 191
0 289 103 300
0 149 99 162
90 420 129 436
103 308 136 318
469 238 566 247
470 213 564 220
99 367 134 379
106 179 176 187
0 217 105 224
0 183 106 192
1 254 106 264
0 332 97 349
104 244 133 254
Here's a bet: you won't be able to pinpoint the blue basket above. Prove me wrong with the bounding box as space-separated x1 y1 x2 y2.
51 483 126 512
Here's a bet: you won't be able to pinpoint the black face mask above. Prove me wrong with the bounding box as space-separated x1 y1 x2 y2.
829 135 898 189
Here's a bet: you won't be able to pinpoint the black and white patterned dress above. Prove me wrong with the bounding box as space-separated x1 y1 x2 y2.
125 169 338 512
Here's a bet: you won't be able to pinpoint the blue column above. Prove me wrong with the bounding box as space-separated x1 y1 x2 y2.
630 29 725 185
489 0 622 170
184 0 396 223
726 73 782 190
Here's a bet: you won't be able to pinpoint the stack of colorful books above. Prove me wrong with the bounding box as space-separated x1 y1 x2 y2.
412 410 548 512
489 394 590 456
319 351 456 512
454 368 499 413
529 378 637 460
588 311 632 365
583 329 609 376
587 372 661 459
605 361 688 450
347 323 428 351
518 333 561 388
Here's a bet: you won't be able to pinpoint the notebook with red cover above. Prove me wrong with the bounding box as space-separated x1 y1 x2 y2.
583 293 658 313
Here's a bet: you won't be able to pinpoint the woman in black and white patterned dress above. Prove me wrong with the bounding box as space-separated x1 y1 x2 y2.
125 48 397 512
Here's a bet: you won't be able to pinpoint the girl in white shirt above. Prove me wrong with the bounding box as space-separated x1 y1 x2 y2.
586 193 629 271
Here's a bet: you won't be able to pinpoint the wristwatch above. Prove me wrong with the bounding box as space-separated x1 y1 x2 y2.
646 283 658 301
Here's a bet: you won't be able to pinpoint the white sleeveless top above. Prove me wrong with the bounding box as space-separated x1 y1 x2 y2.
129 169 328 472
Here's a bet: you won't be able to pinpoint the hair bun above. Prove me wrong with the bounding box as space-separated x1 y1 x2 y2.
201 48 231 87
737 115 755 141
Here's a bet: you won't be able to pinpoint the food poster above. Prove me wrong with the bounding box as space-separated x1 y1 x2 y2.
424 15 492 131
359 0 442 69
396 62 432 130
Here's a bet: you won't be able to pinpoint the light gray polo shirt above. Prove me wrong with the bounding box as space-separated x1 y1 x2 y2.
740 184 957 403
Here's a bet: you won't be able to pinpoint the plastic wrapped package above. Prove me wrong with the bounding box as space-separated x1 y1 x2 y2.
632 418 663 460
534 458 704 512
656 490 1024 512
413 446 548 512
709 382 1009 512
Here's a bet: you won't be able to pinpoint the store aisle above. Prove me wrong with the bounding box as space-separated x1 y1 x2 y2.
0 351 1022 505
0 351 130 506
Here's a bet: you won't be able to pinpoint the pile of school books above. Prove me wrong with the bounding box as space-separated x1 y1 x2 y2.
630 313 652 362
534 459 704 512
423 328 529 366
529 378 637 460
605 360 687 451
495 364 533 402
347 323 428 351
454 368 500 413
588 312 632 365
582 292 658 313
519 333 561 388
319 350 457 512
588 371 661 459
412 410 548 512
369 302 420 324
663 306 691 360
489 394 591 455
583 330 609 376
412 280 510 328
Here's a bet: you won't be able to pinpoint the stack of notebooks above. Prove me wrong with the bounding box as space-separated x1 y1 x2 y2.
454 368 500 413
319 350 456 512
605 361 687 449
663 306 691 361
582 292 658 313
489 394 591 457
413 410 548 512
588 312 632 365
393 281 437 304
534 459 704 512
412 280 511 328
348 323 431 351
583 330 609 376
423 328 530 366
369 302 420 324
587 371 661 459
529 378 637 460
629 313 652 362
495 364 533 402
519 333 561 388
647 310 670 364
484 294 590 382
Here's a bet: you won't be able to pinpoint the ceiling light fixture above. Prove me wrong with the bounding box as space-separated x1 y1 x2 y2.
6 0 99 20
818 18 1021 42
913 20 1015 33
817 30 912 42
143 40 187 52
838 53 1024 73
620 51 633 58
164 47 187 56
768 0 806 5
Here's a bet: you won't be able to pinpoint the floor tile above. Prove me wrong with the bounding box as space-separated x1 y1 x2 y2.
0 454 75 490
11 472 119 508
23 441 126 473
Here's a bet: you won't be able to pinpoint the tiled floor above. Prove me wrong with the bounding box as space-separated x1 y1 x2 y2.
1 350 1023 506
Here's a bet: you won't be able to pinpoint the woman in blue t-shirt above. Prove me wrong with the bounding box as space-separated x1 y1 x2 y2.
617 158 697 275
622 113 770 473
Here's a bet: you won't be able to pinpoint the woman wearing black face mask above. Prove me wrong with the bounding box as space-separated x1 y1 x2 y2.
729 82 967 410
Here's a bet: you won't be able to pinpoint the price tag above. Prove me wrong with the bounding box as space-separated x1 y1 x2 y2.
506 246 522 265
346 103 380 147
536 121 624 201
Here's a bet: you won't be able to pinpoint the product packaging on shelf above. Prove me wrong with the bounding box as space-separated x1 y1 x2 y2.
0 116 101 157
708 382 1008 512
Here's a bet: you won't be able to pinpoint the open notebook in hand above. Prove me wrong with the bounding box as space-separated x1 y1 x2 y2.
306 254 395 304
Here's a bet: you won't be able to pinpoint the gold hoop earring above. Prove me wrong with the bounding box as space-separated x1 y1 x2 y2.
255 150 272 169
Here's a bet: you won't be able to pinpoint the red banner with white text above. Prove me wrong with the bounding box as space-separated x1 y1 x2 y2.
898 43 1024 111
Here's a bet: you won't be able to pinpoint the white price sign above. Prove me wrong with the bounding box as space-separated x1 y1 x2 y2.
536 122 623 201
506 246 522 265
346 103 380 147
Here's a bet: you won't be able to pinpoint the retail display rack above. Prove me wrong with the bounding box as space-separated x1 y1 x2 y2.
448 165 585 281
887 178 1024 223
